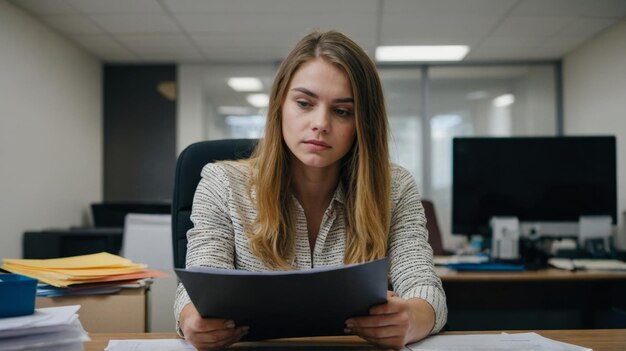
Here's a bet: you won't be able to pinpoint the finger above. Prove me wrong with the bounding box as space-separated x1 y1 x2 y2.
387 291 397 298
187 318 234 334
198 319 236 332
191 325 239 344
371 295 407 315
210 327 249 350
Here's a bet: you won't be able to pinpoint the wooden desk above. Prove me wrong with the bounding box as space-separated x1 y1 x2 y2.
437 267 626 282
84 329 626 351
437 268 626 330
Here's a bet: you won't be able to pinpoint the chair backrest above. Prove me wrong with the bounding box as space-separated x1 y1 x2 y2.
171 139 258 269
421 199 445 256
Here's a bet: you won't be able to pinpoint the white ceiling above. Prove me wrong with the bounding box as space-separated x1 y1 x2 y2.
10 0 626 63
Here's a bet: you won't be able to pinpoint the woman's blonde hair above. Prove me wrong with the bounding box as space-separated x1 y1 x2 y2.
247 30 391 269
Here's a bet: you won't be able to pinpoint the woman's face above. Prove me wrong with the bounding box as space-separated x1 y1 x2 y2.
281 57 356 171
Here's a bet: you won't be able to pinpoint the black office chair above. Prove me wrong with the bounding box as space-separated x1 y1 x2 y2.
421 199 445 256
171 138 258 269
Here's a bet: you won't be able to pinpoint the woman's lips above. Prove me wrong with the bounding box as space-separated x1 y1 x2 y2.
304 140 331 150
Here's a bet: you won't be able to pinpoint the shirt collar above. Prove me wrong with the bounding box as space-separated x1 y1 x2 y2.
333 181 345 205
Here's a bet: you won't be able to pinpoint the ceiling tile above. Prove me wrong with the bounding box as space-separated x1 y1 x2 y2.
65 0 165 14
9 0 626 63
71 35 138 61
191 32 301 49
115 34 203 58
556 18 616 37
200 46 292 63
383 0 518 16
135 51 206 62
540 36 588 54
174 13 377 35
89 14 181 34
162 0 377 14
489 16 574 38
8 0 79 14
380 14 500 46
512 0 626 18
479 35 550 48
115 34 194 49
41 15 104 35
465 45 562 61
191 30 376 64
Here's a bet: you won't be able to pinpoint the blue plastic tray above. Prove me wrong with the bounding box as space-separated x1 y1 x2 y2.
0 274 38 318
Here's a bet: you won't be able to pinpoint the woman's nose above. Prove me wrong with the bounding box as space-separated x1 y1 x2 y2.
311 108 330 133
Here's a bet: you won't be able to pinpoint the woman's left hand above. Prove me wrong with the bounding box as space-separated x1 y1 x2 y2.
345 291 434 350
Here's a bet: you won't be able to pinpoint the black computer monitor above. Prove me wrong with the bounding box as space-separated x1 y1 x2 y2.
452 136 617 237
91 202 171 228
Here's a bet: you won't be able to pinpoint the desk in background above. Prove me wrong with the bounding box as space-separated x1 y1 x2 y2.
84 329 626 351
437 267 626 330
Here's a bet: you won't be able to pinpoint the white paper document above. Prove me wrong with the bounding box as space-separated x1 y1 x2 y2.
406 333 591 351
0 305 81 338
105 339 196 351
0 305 90 351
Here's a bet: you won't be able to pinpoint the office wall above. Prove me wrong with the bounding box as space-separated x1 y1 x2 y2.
564 20 626 249
0 1 102 258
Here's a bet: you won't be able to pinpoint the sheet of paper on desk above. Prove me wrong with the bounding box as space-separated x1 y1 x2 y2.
406 332 591 351
105 339 195 351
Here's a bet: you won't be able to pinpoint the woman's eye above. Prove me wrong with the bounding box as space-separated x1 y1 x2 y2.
296 100 311 108
334 108 352 117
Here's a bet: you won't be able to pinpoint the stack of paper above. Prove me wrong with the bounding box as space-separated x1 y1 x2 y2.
1 252 166 295
0 305 89 351
407 332 591 351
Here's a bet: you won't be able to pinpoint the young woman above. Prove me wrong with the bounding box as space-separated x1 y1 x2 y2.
174 30 447 350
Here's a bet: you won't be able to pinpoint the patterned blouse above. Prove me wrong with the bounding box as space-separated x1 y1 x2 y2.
174 161 447 334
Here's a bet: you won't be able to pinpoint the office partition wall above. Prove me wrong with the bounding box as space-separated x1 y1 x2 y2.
104 65 177 202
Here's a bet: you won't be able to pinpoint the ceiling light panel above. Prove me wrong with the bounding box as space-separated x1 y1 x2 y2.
376 45 469 62
246 94 269 108
227 77 263 92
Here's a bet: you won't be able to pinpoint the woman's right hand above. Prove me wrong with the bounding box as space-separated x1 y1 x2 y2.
179 304 249 350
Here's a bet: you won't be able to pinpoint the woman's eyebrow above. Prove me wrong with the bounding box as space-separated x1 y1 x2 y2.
291 87 354 103
291 87 318 98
